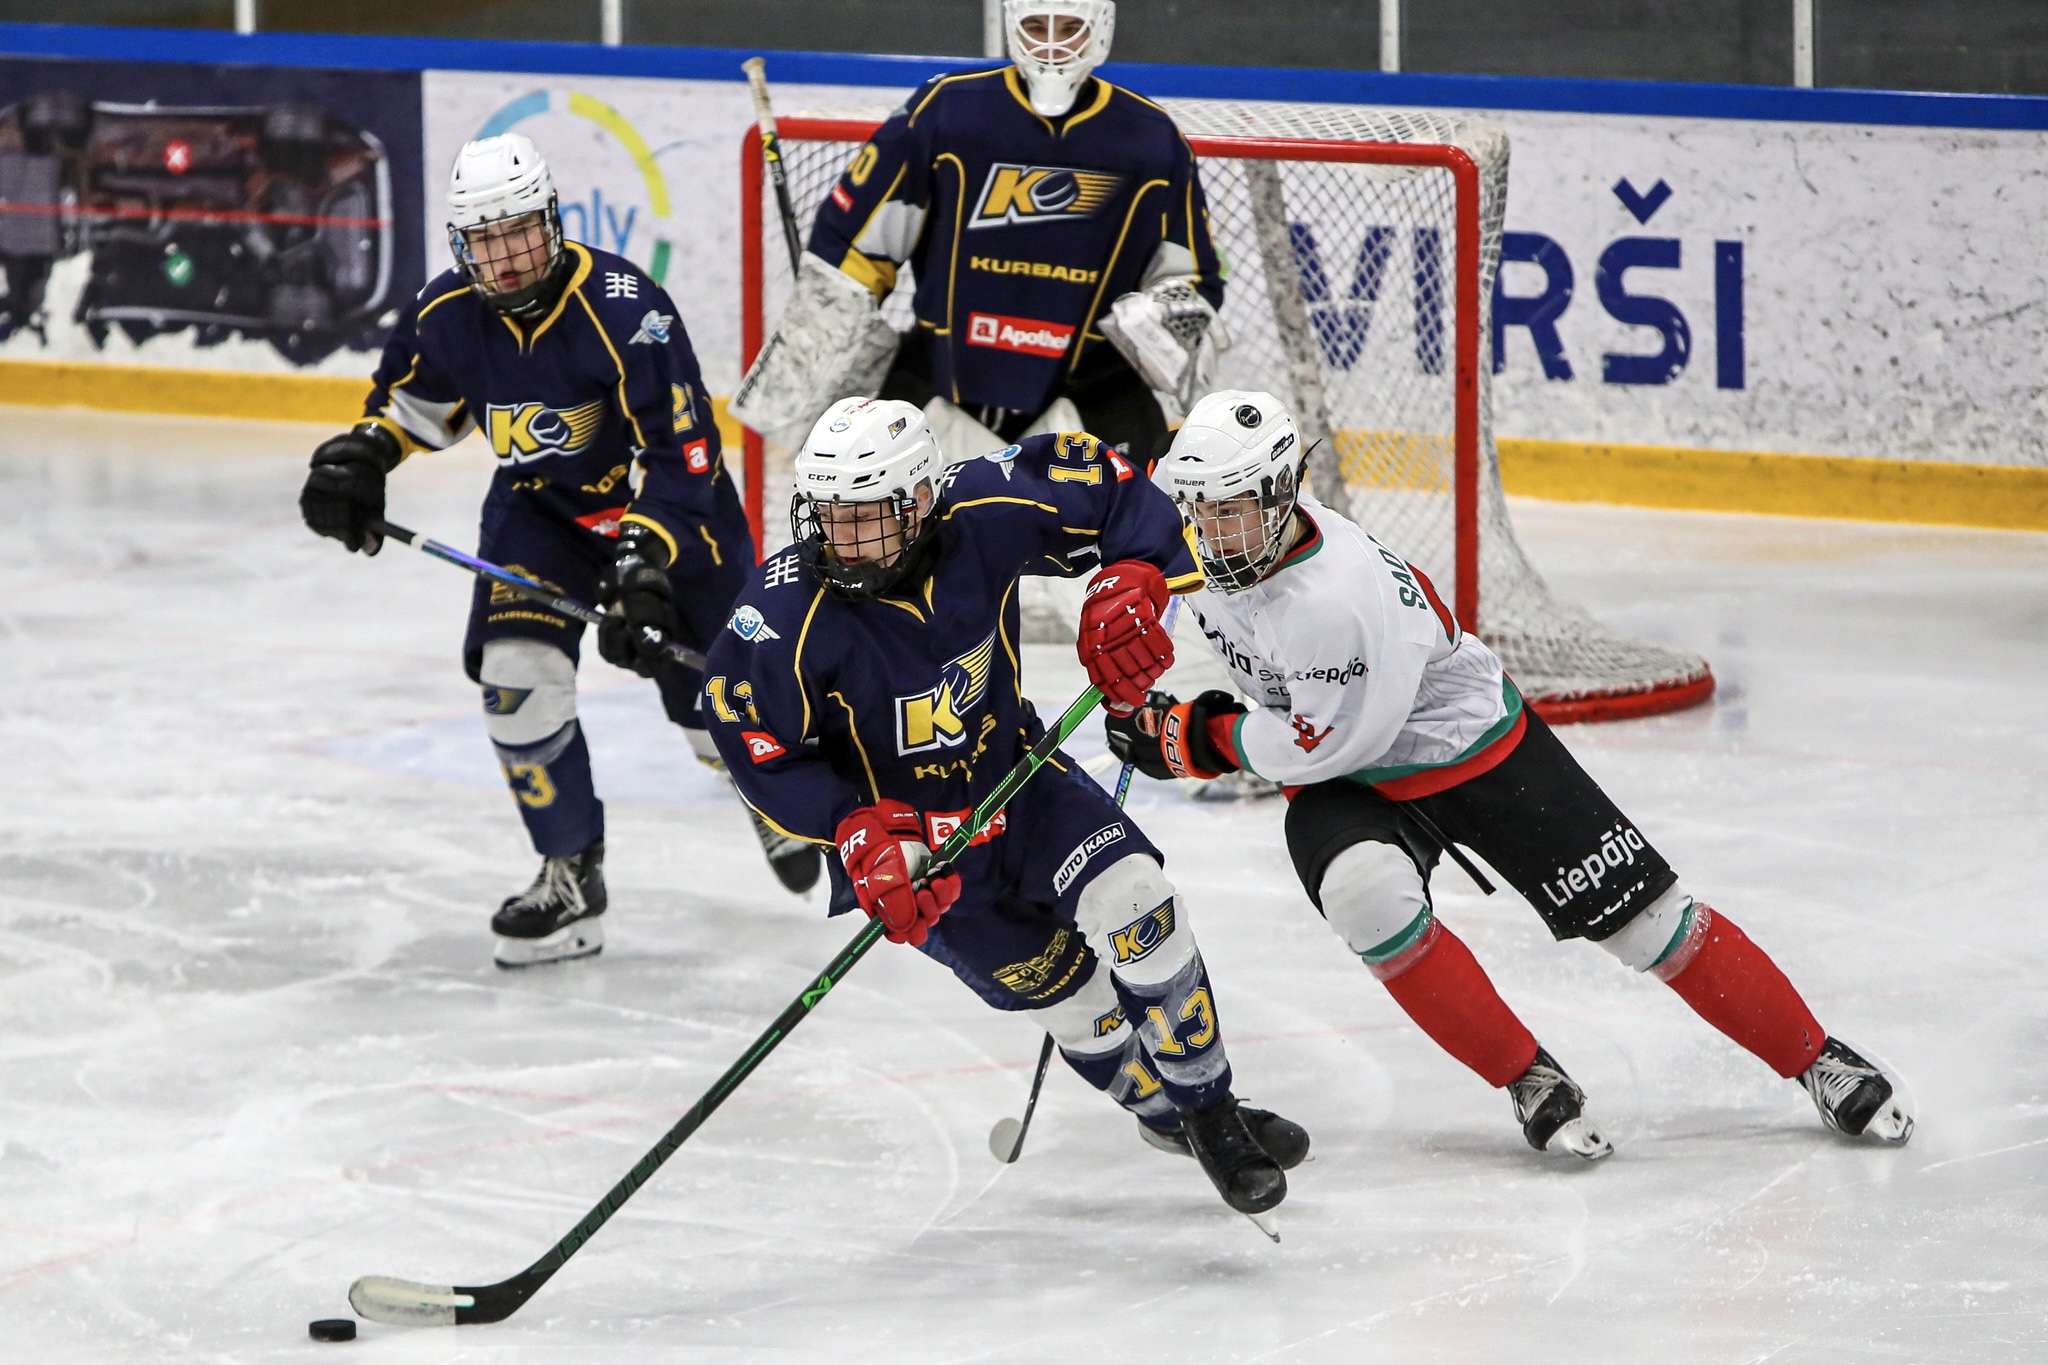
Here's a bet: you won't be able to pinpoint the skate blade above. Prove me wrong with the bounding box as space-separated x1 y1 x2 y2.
1861 1100 1915 1146
1244 1208 1281 1242
493 919 604 969
988 1117 1024 1164
1548 1117 1614 1161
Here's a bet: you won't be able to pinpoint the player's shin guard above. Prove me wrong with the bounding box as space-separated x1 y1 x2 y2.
1603 888 1825 1079
1322 841 1538 1088
481 640 603 857
1036 964 1178 1129
1078 856 1233 1112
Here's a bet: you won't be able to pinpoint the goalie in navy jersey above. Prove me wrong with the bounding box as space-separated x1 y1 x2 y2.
731 0 1225 467
701 396 1304 1224
299 133 818 969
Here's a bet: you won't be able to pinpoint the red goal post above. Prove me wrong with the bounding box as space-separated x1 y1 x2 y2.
737 110 1714 724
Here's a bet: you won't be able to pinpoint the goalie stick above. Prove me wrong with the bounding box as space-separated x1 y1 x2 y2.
743 56 804 275
368 517 706 671
988 597 1183 1164
347 682 1112 1328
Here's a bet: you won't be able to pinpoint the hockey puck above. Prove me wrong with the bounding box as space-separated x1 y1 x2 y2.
308 1318 357 1342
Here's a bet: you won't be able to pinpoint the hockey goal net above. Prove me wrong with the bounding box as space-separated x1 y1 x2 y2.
738 101 1713 723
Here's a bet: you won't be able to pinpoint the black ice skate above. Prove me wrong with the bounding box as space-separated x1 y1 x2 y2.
1178 1094 1289 1239
491 839 607 968
1799 1036 1914 1144
1140 1105 1311 1170
1507 1047 1613 1160
747 806 821 894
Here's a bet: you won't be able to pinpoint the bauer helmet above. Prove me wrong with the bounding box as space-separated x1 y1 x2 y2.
792 397 948 599
1155 390 1306 594
446 133 567 318
1004 0 1115 117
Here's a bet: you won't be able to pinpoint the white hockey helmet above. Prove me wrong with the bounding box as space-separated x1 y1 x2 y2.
1155 389 1306 593
791 397 948 597
1004 0 1115 117
445 133 565 317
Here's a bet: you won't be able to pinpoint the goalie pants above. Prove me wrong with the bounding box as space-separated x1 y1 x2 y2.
879 331 1168 462
828 756 1232 1119
462 487 750 855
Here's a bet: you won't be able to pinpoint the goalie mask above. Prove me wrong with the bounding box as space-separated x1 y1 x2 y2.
1004 0 1115 117
792 397 947 599
446 133 567 319
1155 390 1306 594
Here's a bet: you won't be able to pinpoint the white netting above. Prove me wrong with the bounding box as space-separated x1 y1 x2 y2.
746 101 1711 714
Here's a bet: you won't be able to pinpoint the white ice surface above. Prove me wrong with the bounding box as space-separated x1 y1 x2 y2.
1 406 2045 1362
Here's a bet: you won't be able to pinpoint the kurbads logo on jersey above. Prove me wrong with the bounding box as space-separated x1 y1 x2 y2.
971 164 1122 229
896 628 997 754
486 399 606 465
1052 823 1125 895
967 311 1074 358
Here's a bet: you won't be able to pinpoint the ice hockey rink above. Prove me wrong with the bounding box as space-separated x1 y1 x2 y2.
1 404 2043 1363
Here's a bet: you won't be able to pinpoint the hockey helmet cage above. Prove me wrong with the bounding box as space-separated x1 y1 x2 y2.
1004 0 1115 117
792 397 947 598
446 133 566 318
1156 389 1306 593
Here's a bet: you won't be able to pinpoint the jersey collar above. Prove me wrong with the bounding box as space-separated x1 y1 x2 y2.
1273 510 1324 573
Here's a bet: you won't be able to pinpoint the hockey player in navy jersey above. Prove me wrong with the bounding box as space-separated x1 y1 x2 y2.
732 0 1226 467
701 396 1306 1224
300 134 819 968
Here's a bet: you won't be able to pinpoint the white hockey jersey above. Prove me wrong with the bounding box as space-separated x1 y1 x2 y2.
1192 492 1527 797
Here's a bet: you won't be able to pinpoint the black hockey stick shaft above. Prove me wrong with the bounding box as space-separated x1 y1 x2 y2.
743 57 804 275
350 682 1108 1327
993 598 1183 1163
1400 800 1496 896
368 516 707 671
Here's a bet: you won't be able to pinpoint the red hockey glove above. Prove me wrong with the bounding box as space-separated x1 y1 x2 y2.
1079 559 1174 714
1104 690 1247 781
834 799 961 947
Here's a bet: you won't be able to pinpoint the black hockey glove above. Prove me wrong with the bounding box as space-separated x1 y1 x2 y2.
300 425 401 554
1104 689 1247 782
598 524 683 678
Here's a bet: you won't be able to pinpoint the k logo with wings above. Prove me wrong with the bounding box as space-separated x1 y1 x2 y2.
896 629 998 754
486 399 607 465
970 164 1122 229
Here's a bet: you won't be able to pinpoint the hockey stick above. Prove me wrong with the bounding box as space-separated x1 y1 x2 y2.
742 56 804 275
367 517 707 672
988 598 1183 1164
348 681 1110 1328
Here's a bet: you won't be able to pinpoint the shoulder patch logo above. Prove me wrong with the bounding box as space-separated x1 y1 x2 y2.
727 604 782 642
630 310 673 344
761 553 804 588
740 730 787 763
970 163 1123 229
983 443 1021 480
604 271 638 299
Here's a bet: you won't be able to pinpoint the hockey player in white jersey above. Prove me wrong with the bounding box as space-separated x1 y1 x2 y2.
1105 390 1914 1156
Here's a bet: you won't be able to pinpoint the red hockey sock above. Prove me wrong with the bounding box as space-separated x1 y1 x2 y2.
1659 909 1825 1079
1377 921 1540 1088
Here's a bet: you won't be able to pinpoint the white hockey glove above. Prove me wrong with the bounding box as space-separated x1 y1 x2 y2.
730 254 901 447
1099 278 1228 410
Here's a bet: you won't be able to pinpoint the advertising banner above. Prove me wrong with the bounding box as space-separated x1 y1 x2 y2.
0 55 425 377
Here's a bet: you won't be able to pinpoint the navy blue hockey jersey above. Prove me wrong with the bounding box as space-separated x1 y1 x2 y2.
808 66 1223 418
702 431 1203 847
362 242 750 574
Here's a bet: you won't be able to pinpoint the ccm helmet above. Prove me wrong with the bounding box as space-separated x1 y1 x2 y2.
1003 0 1115 117
1154 389 1306 593
792 397 947 598
446 133 566 318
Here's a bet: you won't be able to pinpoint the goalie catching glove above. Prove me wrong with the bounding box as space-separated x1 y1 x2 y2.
728 254 900 448
1099 277 1227 410
834 799 961 947
1105 689 1248 782
1078 559 1176 714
